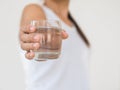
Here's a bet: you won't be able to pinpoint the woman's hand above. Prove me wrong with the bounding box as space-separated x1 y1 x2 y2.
19 25 68 60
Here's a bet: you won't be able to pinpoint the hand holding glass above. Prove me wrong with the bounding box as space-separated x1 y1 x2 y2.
30 20 62 61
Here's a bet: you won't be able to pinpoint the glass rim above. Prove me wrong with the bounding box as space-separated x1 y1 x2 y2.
20 19 62 30
31 19 60 23
30 19 62 28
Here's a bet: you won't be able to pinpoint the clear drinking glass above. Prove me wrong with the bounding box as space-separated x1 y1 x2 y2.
30 20 62 61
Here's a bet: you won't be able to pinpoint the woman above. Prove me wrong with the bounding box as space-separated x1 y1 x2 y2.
19 0 90 90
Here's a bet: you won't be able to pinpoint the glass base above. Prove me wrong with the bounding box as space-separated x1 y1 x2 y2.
34 51 60 61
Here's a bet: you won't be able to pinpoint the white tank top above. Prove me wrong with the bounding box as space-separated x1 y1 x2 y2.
20 3 90 90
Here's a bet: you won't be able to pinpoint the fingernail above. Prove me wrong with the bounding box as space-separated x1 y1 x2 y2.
29 53 33 57
28 50 33 57
34 35 39 41
33 43 38 48
30 26 35 32
33 43 40 50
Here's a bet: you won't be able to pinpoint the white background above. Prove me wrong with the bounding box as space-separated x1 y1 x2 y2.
0 0 120 90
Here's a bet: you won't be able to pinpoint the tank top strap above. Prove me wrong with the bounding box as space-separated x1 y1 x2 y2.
40 4 59 20
39 3 75 31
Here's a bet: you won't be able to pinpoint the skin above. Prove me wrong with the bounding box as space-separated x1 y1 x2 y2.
19 0 71 60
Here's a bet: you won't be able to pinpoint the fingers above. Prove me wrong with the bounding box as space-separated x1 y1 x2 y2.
20 42 40 51
20 25 41 44
25 51 35 60
61 30 68 39
20 30 68 51
20 33 41 43
20 25 36 33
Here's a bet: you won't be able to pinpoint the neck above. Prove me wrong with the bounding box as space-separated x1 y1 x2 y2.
44 0 69 19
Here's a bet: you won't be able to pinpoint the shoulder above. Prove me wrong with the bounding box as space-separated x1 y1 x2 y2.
21 3 46 21
23 3 44 13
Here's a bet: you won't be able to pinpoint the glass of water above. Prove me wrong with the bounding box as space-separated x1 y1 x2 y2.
30 20 62 61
